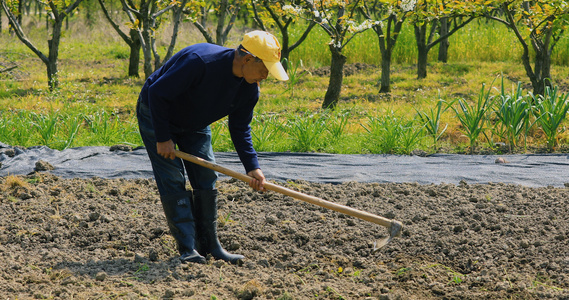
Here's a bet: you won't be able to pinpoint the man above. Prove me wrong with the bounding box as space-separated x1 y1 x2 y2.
136 31 288 264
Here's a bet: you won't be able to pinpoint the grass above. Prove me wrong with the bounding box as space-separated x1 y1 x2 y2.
1 13 569 154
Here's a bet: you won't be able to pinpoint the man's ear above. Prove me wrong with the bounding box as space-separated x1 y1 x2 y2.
244 54 255 63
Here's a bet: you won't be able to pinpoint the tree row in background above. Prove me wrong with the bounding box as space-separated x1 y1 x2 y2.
1 0 568 109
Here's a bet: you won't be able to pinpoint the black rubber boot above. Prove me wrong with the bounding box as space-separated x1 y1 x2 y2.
160 191 206 264
193 189 244 264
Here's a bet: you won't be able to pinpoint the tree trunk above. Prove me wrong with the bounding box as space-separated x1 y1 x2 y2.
529 49 552 96
142 43 153 79
322 45 346 109
128 28 141 77
415 24 428 79
17 0 23 25
140 4 153 79
380 51 391 93
216 0 228 45
0 7 3 34
280 27 290 68
47 20 63 90
438 18 449 63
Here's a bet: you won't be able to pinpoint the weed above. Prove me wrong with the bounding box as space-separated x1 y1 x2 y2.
25 177 42 184
4 175 28 189
494 78 533 151
532 274 566 291
134 263 149 276
283 58 304 98
218 211 235 227
324 110 351 140
325 286 345 299
532 84 569 151
297 263 319 274
236 279 265 299
31 111 59 147
61 114 83 149
352 269 362 277
277 292 294 300
251 114 283 151
286 113 326 152
395 267 411 276
84 110 122 145
424 263 465 285
452 83 495 154
210 119 229 149
416 96 453 150
362 111 423 154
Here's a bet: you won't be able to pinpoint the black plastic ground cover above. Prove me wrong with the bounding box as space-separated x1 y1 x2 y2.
0 143 567 187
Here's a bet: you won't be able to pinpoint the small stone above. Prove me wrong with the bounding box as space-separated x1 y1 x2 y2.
134 253 145 263
495 157 508 164
88 212 100 221
18 192 33 200
410 149 428 157
149 249 159 262
95 271 107 281
495 281 509 291
265 215 277 225
35 160 54 171
164 289 175 298
3 148 16 157
109 144 133 152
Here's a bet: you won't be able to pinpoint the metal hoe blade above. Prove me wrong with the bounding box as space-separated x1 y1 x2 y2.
373 220 403 253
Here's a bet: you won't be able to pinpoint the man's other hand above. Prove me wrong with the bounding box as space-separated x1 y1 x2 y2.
157 140 176 160
247 169 266 192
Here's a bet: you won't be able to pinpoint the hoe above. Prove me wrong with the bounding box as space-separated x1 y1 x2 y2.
175 150 403 251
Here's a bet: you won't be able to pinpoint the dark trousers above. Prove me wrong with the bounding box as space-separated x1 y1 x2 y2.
136 98 217 196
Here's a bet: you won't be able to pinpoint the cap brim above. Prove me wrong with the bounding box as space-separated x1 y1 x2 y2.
263 61 289 81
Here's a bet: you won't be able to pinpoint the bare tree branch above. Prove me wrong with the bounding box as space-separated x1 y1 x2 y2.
98 0 132 44
1 0 49 65
0 65 17 73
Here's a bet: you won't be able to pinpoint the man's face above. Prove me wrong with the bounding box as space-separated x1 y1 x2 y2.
242 57 269 84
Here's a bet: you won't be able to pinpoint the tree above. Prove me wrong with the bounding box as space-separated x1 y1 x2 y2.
1 0 83 90
98 0 141 77
361 0 413 93
409 0 478 79
0 3 3 33
484 0 569 96
303 0 373 109
250 0 316 66
192 0 243 46
121 0 189 78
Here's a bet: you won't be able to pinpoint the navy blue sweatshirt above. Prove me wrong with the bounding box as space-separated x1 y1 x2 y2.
139 43 260 172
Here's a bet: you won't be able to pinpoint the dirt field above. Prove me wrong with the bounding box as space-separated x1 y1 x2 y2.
0 172 568 299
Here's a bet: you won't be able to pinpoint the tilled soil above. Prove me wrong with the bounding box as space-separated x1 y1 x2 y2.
0 173 568 299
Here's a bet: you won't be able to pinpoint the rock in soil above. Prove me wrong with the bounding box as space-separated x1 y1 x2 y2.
0 173 568 299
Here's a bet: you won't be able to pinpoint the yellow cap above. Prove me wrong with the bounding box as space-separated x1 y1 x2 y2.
242 31 289 81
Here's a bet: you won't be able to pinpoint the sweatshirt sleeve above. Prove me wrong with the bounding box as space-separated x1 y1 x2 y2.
228 94 260 173
147 53 204 142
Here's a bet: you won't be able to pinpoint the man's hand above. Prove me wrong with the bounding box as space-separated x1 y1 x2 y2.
247 168 266 192
157 140 176 160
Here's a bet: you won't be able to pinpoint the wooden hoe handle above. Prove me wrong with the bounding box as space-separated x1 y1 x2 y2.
175 150 398 230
